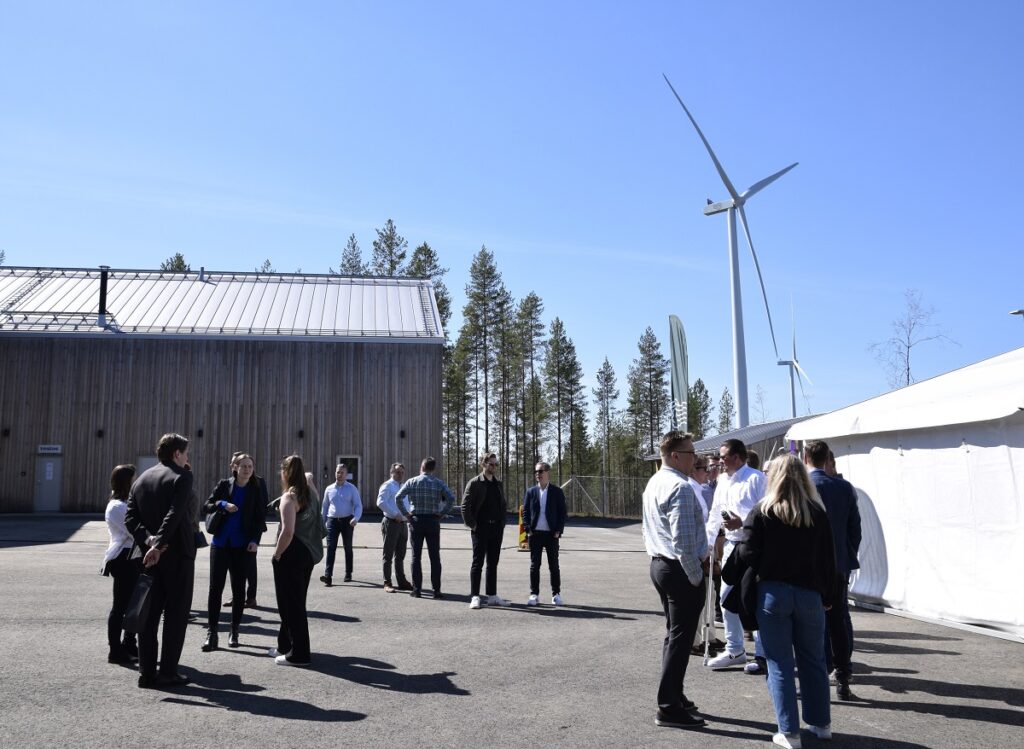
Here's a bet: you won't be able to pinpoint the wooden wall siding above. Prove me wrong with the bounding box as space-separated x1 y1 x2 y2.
0 337 441 513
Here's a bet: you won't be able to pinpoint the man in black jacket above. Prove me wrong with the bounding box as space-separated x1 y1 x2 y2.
522 461 567 606
462 452 510 609
804 440 862 700
125 433 197 689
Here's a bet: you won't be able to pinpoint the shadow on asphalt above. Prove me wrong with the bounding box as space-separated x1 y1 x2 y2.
309 654 470 695
853 674 1024 707
698 713 934 747
161 682 365 722
856 630 961 642
854 641 960 657
0 515 96 547
844 698 1024 728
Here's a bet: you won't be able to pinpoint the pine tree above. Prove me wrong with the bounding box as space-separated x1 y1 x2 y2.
255 259 275 273
443 329 475 491
515 293 546 473
593 358 618 479
687 378 714 440
462 246 504 453
626 327 670 456
160 253 190 271
370 218 408 276
336 233 368 275
406 242 451 336
0 248 6 265
718 386 736 435
544 318 584 482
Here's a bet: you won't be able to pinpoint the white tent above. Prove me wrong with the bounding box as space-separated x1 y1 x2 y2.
787 347 1024 640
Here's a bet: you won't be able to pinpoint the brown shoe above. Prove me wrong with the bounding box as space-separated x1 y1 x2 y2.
383 583 395 593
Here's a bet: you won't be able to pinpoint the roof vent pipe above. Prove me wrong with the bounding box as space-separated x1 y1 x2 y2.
98 265 109 327
199 266 205 282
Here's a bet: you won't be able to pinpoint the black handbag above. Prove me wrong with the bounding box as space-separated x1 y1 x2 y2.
122 572 154 634
205 507 228 535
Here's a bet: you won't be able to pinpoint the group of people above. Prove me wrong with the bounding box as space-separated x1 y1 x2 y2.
642 432 861 749
101 434 571 687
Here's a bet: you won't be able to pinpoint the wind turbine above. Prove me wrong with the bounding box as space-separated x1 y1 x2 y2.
663 74 797 428
777 301 813 418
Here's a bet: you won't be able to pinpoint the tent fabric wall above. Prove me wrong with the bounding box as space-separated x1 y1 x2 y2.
797 402 1024 639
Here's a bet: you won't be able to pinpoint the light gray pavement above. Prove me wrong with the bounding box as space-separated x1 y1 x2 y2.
1 515 1022 748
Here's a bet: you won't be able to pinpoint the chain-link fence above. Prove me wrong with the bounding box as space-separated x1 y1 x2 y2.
561 475 649 520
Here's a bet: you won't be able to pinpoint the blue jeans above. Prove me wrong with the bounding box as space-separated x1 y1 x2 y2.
756 580 831 733
325 516 354 579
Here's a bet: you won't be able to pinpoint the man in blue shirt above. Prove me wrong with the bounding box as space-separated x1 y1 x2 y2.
320 463 362 586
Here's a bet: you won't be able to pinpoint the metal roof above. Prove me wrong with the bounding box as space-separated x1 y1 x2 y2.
692 415 817 452
0 266 445 343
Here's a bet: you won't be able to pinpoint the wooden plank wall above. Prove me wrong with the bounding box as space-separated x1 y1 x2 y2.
0 337 442 513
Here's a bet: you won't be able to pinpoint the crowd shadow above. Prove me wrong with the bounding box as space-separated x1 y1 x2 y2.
854 641 960 657
307 610 360 624
505 605 637 621
854 673 1024 707
856 630 960 643
162 686 364 722
845 698 1024 728
309 654 469 695
697 713 933 748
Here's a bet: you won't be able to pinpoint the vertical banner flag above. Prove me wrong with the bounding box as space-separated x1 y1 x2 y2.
669 315 689 434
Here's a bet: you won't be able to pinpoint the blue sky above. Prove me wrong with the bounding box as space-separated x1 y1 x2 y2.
2 2 1022 426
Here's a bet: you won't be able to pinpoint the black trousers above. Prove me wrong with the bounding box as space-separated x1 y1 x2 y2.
825 576 854 678
246 548 258 600
106 549 141 652
381 518 409 585
470 522 504 597
410 515 442 593
650 557 705 709
528 530 561 595
273 540 314 662
325 516 354 578
208 545 248 630
139 550 195 679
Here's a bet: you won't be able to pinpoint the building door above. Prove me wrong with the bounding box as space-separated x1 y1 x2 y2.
34 456 62 512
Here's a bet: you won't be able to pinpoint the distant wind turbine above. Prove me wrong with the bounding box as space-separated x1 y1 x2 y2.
777 301 813 418
663 74 797 428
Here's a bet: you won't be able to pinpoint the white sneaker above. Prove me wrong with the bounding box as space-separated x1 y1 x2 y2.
267 648 291 658
527 594 539 606
552 594 564 606
469 596 482 609
275 654 310 666
487 595 511 607
773 732 802 749
706 650 747 670
806 724 832 740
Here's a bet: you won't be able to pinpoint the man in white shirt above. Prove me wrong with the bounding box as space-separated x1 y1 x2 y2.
320 462 362 586
376 463 412 593
642 431 708 730
705 439 767 671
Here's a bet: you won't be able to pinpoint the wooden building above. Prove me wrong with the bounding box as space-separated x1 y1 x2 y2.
0 266 445 513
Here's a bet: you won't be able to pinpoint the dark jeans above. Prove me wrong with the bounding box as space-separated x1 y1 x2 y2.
325 516 354 578
273 540 314 662
650 557 705 709
208 544 248 630
139 550 195 679
410 515 442 593
106 549 141 652
528 530 561 596
470 521 504 597
381 518 409 585
825 576 854 679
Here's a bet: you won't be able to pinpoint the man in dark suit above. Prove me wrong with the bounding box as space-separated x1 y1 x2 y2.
462 451 510 609
804 440 862 701
125 433 197 689
523 461 568 606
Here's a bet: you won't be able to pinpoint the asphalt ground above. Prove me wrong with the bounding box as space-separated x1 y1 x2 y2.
0 515 1021 748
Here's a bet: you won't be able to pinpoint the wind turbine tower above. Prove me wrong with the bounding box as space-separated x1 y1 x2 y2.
664 74 797 428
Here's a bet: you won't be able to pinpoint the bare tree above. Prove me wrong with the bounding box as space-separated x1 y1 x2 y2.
871 289 956 389
753 384 771 424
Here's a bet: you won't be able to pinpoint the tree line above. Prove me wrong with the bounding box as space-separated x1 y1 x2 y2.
158 220 742 500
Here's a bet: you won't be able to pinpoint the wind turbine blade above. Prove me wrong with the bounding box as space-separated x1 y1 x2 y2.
793 359 814 386
736 204 779 359
662 74 740 201
740 162 798 201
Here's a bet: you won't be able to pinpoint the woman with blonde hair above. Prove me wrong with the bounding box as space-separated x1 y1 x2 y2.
269 455 324 666
737 454 837 749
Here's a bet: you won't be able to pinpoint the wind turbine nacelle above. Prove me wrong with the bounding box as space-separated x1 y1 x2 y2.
703 199 735 216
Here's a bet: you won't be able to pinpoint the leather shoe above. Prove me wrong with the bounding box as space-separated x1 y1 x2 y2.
108 648 137 665
837 682 856 701
343 575 352 582
397 581 413 591
138 674 158 689
433 591 445 600
201 631 219 652
320 575 332 587
410 589 422 598
228 630 240 648
244 597 257 608
157 672 190 687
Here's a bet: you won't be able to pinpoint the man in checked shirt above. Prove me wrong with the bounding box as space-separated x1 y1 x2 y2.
395 457 456 599
642 431 709 730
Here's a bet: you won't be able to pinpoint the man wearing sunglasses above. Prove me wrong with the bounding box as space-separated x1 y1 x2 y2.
462 452 511 609
523 462 567 606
